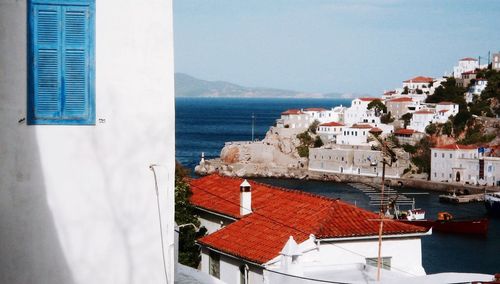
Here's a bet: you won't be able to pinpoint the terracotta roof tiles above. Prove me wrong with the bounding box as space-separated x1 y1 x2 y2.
403 76 434 83
319 122 344 127
190 175 428 264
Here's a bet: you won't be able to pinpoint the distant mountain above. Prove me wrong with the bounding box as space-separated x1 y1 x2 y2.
175 73 345 98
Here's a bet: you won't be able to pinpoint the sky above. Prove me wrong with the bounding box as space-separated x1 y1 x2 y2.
173 0 500 95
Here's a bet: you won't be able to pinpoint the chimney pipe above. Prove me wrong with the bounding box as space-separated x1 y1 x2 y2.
240 179 252 216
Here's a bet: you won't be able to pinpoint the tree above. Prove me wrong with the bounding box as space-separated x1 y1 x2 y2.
313 136 324 148
401 113 413 128
175 162 207 268
367 99 387 114
425 77 467 109
402 86 409 94
411 137 434 179
309 120 320 134
442 121 453 136
380 112 394 124
452 110 472 135
425 123 437 135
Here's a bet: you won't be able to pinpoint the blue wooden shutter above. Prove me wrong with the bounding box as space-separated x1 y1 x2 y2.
32 5 62 119
62 6 90 119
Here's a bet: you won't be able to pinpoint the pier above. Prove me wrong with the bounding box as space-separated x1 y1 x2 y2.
439 193 485 204
348 183 416 208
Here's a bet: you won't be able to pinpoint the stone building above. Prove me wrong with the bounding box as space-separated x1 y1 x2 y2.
386 97 413 119
309 145 410 178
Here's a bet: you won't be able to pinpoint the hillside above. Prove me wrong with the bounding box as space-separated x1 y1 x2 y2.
175 73 345 98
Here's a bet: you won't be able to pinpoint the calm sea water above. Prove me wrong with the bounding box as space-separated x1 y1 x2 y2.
175 97 499 275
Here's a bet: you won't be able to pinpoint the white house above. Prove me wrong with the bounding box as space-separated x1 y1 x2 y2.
190 175 430 284
337 124 372 145
402 76 434 95
453 57 479 78
278 109 311 129
434 102 459 123
466 79 488 103
0 1 175 283
344 97 380 125
302 108 328 123
317 122 345 142
493 52 500 71
408 109 435 133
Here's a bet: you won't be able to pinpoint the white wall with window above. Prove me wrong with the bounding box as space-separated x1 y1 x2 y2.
0 0 175 283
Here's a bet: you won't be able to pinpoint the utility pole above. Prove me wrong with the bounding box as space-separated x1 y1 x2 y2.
376 142 387 282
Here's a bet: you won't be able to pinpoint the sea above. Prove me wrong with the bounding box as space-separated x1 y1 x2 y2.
175 97 499 275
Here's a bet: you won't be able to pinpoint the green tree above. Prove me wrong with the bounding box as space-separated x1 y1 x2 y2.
309 120 320 134
175 162 207 268
425 77 467 109
367 99 387 114
425 123 437 135
380 112 394 124
401 113 413 128
313 136 324 148
442 121 453 136
411 137 434 178
452 110 472 135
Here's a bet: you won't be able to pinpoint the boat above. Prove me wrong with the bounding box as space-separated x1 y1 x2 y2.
399 212 489 235
485 192 500 217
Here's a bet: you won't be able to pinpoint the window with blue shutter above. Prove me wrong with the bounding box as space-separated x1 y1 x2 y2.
28 0 95 125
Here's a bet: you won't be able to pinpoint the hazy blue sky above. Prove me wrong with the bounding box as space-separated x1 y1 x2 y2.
174 0 500 95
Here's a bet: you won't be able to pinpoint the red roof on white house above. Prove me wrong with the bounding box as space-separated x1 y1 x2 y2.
403 76 434 83
437 101 454 105
190 175 428 264
414 110 434 115
319 122 344 127
304 108 327 112
369 127 383 133
281 109 303 115
394 128 415 135
357 97 379 102
350 124 373 129
460 57 478 61
388 97 413 103
432 144 477 150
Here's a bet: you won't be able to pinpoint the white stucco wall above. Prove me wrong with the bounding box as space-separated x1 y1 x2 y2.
0 1 175 283
200 249 264 284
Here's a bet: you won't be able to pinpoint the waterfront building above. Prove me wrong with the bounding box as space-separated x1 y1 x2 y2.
386 97 414 119
453 57 479 78
0 0 175 283
302 108 328 122
343 97 379 125
277 109 311 129
190 174 429 284
317 122 345 143
431 144 500 186
309 145 410 178
493 52 500 71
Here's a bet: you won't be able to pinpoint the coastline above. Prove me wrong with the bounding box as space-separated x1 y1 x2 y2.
195 158 500 194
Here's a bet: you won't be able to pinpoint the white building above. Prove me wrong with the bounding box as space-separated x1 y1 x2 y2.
453 57 479 78
0 0 175 283
190 175 430 284
409 109 435 133
402 76 434 95
493 52 500 71
317 122 345 142
434 102 459 123
278 109 311 129
337 124 372 145
466 79 488 103
431 145 500 186
344 97 379 125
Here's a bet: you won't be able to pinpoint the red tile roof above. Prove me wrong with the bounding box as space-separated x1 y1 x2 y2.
191 175 427 264
358 97 379 102
433 144 477 150
460 57 477 61
369 127 383 133
394 129 415 135
351 124 373 129
437 101 454 105
414 110 434 114
304 108 327 112
461 70 476 75
388 97 413 103
438 110 449 113
319 122 344 127
281 109 303 115
403 76 434 83
384 90 397 95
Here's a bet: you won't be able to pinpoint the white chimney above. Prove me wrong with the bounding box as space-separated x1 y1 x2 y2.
240 179 252 216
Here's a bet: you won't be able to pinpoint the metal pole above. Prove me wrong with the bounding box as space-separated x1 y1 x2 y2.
377 144 387 281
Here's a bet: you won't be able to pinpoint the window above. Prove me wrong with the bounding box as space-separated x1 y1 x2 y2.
434 153 437 158
28 0 95 125
366 257 392 270
209 251 220 279
442 153 445 158
449 154 452 158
